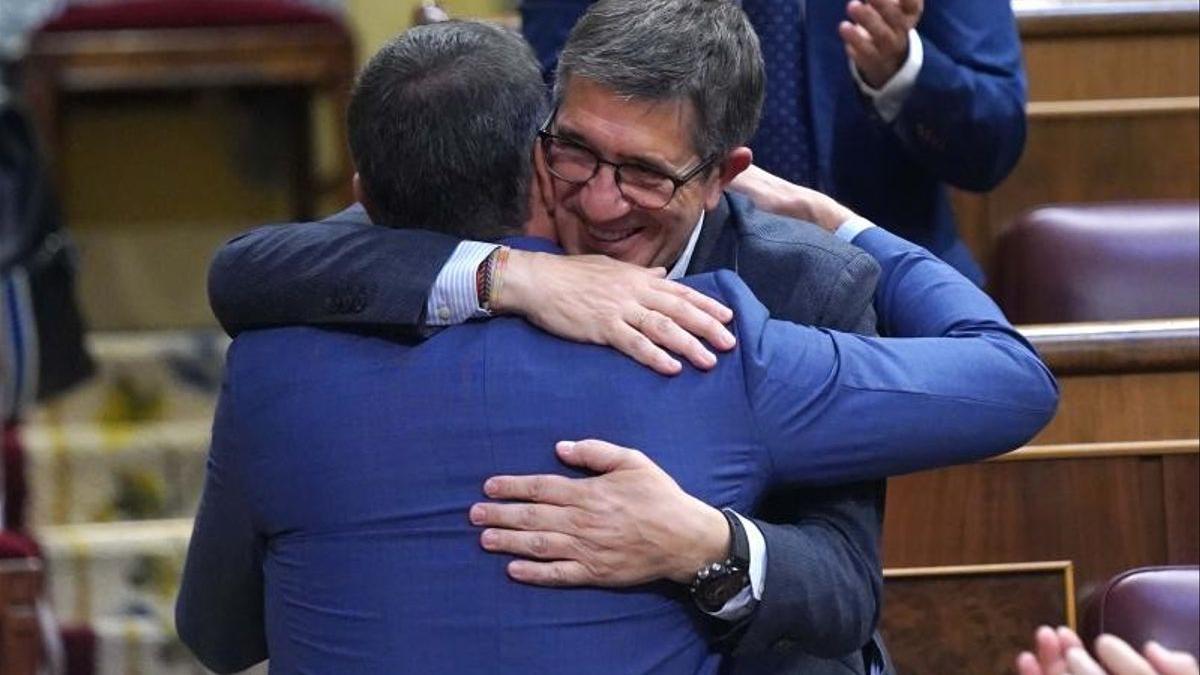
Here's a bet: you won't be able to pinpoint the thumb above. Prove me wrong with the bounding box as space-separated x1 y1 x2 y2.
557 439 649 474
1143 642 1199 675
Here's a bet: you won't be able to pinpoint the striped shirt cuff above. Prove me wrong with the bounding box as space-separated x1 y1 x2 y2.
425 241 501 326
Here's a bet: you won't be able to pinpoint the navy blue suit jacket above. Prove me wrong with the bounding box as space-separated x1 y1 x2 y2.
520 0 1027 284
178 227 1056 674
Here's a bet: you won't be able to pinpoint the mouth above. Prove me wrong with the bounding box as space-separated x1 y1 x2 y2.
586 225 643 244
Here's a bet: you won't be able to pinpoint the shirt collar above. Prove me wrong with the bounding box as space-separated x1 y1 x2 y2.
667 210 707 279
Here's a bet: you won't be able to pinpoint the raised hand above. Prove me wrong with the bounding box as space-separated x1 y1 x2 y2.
838 0 923 89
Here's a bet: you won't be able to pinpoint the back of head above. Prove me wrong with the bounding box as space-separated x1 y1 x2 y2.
348 21 547 240
555 0 764 159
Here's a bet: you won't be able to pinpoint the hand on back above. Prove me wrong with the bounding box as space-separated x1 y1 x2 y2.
494 250 736 375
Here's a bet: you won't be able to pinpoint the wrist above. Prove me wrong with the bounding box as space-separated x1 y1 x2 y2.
667 499 731 584
490 248 532 315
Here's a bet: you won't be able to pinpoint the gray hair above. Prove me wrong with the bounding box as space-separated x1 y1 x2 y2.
554 0 764 160
348 21 548 240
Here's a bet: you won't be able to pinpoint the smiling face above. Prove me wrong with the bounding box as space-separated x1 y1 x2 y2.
543 78 728 269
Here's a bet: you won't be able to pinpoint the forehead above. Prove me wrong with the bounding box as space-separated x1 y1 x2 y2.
556 77 699 166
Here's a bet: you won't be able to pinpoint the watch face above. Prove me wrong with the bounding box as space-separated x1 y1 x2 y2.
699 569 750 611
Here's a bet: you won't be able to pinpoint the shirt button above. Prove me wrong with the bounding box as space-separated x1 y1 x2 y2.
438 306 451 320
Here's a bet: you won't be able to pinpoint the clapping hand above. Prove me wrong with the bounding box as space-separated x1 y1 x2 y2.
838 0 923 89
1016 626 1199 675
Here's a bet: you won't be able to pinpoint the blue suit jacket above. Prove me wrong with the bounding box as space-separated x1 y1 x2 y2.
178 228 1057 674
520 0 1028 284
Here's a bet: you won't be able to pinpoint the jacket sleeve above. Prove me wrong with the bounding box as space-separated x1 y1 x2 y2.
890 0 1027 191
207 218 460 336
176 348 268 673
728 483 883 660
732 227 1059 485
719 246 883 660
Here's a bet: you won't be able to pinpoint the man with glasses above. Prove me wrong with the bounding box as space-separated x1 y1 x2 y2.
204 2 1016 673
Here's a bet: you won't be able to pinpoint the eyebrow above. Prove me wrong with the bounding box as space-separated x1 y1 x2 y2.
552 122 682 176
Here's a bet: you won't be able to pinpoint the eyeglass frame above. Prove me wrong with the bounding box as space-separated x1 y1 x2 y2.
536 111 718 210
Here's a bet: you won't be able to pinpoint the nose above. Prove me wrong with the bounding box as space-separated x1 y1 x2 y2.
577 164 633 223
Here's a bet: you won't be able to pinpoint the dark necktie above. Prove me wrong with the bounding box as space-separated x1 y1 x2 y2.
741 0 814 187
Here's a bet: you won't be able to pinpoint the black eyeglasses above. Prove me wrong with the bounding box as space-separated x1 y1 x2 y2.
537 126 716 210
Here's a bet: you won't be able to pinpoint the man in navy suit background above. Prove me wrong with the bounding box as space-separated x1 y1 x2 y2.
178 17 1056 674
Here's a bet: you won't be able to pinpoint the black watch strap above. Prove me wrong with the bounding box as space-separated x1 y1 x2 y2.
690 509 752 613
721 508 751 567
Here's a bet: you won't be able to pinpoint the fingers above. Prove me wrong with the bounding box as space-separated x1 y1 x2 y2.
1093 635 1157 675
648 280 736 343
480 528 580 561
1016 652 1045 675
1034 625 1067 674
507 559 593 587
1066 647 1110 675
867 0 909 34
1144 641 1200 675
631 308 718 370
899 0 923 19
1057 626 1086 651
610 321 683 375
556 439 650 474
838 20 879 62
468 501 575 533
482 473 583 506
847 0 896 46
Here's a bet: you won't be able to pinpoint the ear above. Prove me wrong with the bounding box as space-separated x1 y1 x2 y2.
352 173 380 224
704 146 753 210
522 142 558 241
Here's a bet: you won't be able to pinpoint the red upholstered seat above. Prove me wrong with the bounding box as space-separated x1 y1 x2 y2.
992 202 1200 324
1080 566 1200 660
42 0 343 32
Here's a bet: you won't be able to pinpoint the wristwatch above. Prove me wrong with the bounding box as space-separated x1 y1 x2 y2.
690 508 751 613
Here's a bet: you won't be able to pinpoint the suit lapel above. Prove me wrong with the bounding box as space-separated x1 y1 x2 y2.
687 193 739 275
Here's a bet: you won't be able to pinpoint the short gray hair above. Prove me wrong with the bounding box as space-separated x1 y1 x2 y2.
554 0 764 160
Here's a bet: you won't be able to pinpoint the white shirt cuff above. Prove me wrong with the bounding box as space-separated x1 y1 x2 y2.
424 241 500 326
706 512 767 621
835 217 877 243
848 28 924 123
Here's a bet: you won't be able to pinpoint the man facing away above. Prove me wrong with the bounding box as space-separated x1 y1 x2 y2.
176 18 1057 675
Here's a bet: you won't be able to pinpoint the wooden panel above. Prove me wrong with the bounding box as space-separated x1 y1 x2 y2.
1032 371 1200 444
1164 454 1200 563
1022 33 1200 100
883 458 1169 603
881 562 1073 675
